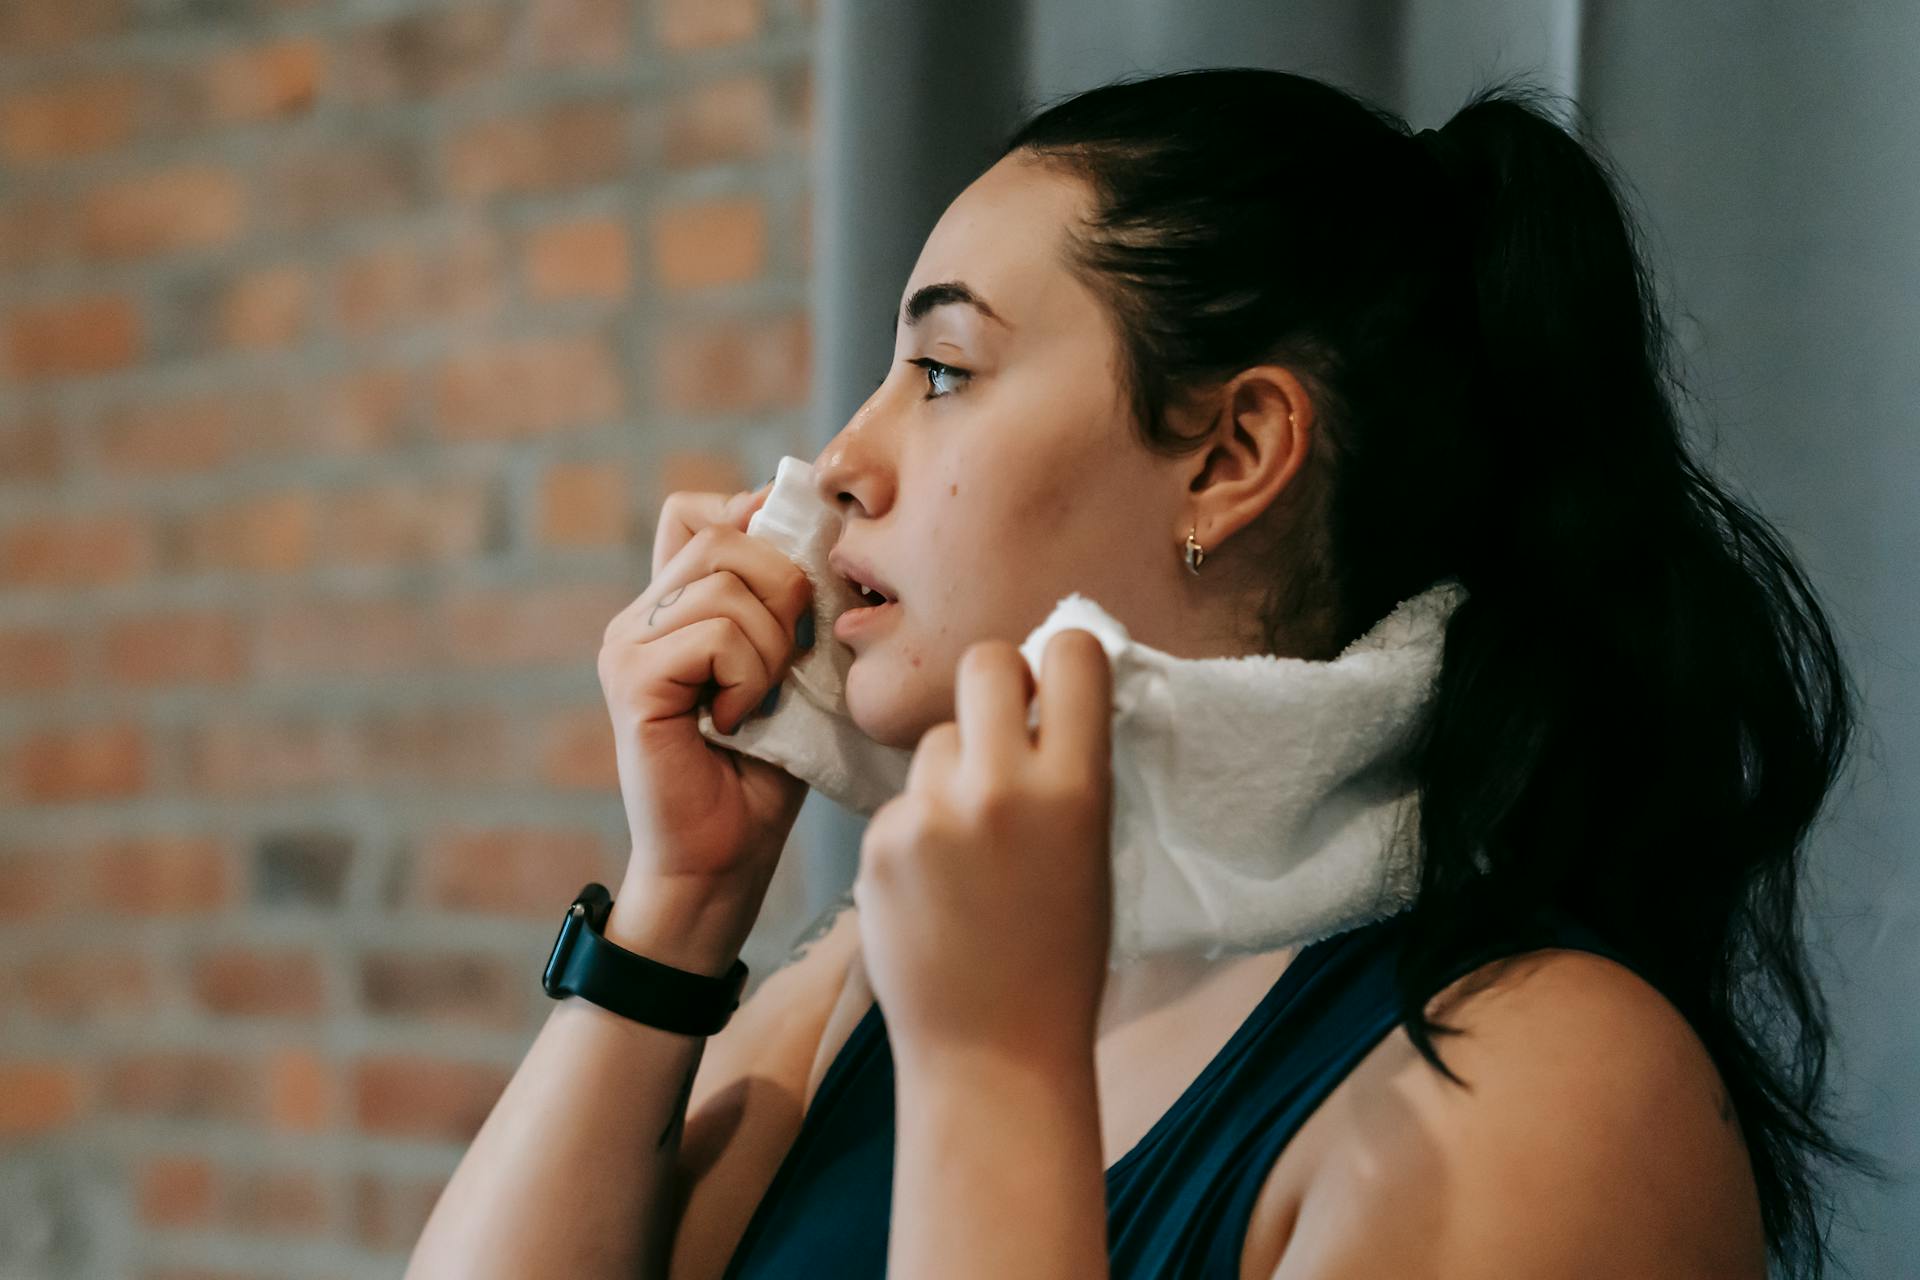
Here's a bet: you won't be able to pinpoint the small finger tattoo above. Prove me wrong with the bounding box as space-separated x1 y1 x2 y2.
646 584 687 630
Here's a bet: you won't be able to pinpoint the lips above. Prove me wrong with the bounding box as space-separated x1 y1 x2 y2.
827 548 897 606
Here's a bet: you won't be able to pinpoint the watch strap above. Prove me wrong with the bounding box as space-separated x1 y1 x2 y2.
542 882 748 1036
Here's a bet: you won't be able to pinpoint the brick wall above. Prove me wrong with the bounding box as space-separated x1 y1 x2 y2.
0 0 821 1275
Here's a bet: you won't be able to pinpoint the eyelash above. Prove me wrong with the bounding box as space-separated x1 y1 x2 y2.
874 358 970 400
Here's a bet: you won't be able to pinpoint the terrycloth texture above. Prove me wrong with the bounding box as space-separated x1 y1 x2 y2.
1016 582 1466 962
696 455 1469 964
696 455 913 817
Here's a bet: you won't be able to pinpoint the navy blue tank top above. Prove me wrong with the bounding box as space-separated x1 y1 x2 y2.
721 906 1640 1278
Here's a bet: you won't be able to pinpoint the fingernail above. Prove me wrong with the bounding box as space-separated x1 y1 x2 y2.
796 611 815 650
757 684 781 717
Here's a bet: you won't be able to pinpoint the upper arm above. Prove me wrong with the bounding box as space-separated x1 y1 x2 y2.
1271 949 1767 1280
666 890 861 1280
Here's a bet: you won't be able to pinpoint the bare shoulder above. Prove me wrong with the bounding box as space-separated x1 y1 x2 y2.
1270 947 1768 1279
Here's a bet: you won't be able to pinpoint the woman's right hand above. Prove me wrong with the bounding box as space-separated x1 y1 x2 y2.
598 481 816 931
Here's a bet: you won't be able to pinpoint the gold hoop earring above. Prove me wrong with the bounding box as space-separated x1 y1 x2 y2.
1183 526 1206 576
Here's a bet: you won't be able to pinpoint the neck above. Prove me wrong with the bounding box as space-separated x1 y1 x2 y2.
1095 943 1299 1043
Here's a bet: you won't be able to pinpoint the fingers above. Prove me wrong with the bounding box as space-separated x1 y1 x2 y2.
651 480 775 579
619 509 811 653
606 570 793 688
905 720 960 793
953 641 1034 779
1035 630 1111 774
610 615 772 732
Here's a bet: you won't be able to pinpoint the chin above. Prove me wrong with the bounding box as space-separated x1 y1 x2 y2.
844 658 948 751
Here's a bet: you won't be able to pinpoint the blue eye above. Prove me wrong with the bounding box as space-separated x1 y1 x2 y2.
872 359 971 400
908 357 968 400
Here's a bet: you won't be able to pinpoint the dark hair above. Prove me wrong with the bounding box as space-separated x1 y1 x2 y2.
999 67 1887 1278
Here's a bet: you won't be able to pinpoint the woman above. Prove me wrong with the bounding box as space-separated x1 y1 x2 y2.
408 69 1880 1280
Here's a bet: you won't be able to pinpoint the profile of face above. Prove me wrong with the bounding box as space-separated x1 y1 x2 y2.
811 151 1310 752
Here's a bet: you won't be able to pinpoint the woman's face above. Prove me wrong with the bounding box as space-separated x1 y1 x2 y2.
811 153 1196 751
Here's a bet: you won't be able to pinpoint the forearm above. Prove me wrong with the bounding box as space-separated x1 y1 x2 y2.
405 878 757 1280
890 1046 1110 1280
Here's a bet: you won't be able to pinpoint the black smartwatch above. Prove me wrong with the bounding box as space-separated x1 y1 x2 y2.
542 882 749 1036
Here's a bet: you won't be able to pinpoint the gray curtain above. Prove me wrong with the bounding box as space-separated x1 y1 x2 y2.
803 2 1918 1266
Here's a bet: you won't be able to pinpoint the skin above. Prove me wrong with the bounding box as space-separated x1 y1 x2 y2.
809 149 1320 753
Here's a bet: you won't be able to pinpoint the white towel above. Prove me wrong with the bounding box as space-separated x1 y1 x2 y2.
697 456 1468 963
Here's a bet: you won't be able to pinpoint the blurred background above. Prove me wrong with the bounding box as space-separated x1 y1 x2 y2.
0 0 1912 1276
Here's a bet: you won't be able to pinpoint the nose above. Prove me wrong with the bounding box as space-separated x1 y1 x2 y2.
811 402 893 520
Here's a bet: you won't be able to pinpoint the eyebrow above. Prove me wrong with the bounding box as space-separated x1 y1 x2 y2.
889 280 1011 340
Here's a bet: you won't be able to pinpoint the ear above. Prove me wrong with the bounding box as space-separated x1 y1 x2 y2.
1176 364 1315 556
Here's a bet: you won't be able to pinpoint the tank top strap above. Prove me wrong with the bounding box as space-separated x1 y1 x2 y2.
1188 903 1653 1276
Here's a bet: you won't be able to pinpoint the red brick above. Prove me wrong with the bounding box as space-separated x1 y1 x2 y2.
19 948 154 1020
0 1060 85 1134
655 0 763 49
190 946 326 1017
19 720 147 801
431 331 624 440
439 580 633 668
96 393 235 474
358 705 512 785
320 477 497 566
351 1170 448 1252
106 1051 255 1122
265 136 427 230
198 37 324 124
171 491 318 574
418 825 617 917
318 365 416 454
89 834 234 915
530 0 631 68
136 1155 216 1227
219 264 311 350
353 1054 510 1141
661 74 776 169
445 100 630 199
0 624 75 693
656 448 749 500
651 195 767 290
185 715 356 796
655 309 809 414
0 72 138 165
337 6 510 104
524 215 630 301
266 1047 330 1133
538 704 619 792
0 511 153 586
79 165 247 260
538 458 630 546
219 1166 330 1235
0 407 65 482
358 950 524 1028
102 609 249 687
335 227 503 336
4 293 141 379
0 851 64 920
0 194 76 271
0 0 125 55
257 595 433 677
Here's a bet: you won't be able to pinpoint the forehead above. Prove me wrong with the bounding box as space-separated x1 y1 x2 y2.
900 154 1096 336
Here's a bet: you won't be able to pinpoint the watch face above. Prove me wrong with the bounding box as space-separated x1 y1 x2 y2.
542 902 586 996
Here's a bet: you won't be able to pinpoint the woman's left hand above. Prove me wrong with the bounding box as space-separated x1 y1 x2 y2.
854 629 1115 1074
